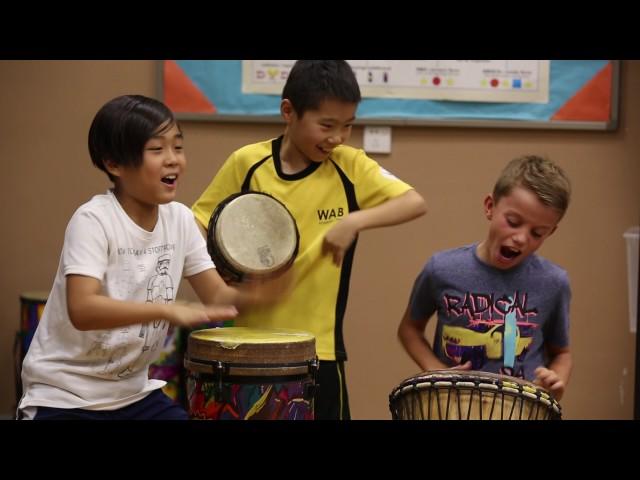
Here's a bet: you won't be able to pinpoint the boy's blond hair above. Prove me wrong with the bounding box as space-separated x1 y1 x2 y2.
493 155 571 219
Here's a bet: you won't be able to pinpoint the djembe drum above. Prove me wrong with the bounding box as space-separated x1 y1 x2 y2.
389 370 561 420
185 327 317 420
207 191 299 283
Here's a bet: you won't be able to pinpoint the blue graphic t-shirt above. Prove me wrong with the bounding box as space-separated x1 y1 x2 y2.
409 243 571 381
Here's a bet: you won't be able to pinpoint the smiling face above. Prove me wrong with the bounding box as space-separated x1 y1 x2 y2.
106 122 185 218
476 185 562 270
280 97 357 169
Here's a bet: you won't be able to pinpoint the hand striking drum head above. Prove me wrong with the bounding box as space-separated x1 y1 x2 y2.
207 192 299 282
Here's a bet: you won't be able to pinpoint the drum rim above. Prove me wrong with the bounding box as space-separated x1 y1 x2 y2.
20 291 49 301
396 369 540 389
187 327 317 366
390 369 561 410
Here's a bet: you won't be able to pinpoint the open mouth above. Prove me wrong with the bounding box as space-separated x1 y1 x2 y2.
500 245 521 260
161 175 177 185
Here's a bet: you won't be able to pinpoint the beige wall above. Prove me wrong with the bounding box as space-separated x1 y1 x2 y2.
1 60 638 419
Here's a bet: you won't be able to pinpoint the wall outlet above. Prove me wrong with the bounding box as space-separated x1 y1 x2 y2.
363 126 392 154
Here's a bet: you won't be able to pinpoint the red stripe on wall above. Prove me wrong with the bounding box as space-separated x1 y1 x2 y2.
551 63 612 122
163 60 216 114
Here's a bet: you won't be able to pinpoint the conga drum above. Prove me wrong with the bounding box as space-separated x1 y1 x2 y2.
389 370 561 420
19 291 48 355
207 192 299 283
185 327 317 420
15 291 49 404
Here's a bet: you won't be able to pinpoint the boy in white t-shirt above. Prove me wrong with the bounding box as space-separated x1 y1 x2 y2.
18 95 289 420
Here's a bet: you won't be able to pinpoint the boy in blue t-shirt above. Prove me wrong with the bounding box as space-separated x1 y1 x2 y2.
398 155 572 400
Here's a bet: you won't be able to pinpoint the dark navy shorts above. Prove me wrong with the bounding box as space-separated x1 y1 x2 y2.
29 389 188 420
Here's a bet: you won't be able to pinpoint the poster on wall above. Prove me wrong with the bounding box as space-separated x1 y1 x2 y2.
242 60 550 103
161 60 618 130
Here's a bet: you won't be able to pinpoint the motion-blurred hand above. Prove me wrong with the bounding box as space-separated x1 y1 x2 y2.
167 301 238 328
534 366 565 400
450 360 473 371
238 268 295 307
322 217 358 266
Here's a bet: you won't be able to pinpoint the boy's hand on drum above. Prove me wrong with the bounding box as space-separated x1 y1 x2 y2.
167 301 238 327
534 367 565 400
450 360 472 371
322 217 359 265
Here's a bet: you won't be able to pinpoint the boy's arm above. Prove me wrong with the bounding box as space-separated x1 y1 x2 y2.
397 305 449 372
356 188 427 228
323 189 427 265
187 268 293 312
66 274 237 331
534 345 572 401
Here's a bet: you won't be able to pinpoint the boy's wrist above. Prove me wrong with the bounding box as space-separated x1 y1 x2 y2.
158 303 173 323
346 210 365 233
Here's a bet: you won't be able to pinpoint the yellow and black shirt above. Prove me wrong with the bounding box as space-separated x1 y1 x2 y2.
192 136 413 361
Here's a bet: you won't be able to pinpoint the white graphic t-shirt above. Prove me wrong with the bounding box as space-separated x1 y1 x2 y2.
19 190 213 412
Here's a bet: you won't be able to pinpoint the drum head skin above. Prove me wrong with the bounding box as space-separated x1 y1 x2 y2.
209 192 299 280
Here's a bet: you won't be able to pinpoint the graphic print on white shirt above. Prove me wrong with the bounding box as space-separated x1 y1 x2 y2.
139 254 174 353
86 328 134 378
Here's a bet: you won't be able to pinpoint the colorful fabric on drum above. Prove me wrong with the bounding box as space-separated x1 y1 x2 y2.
408 243 570 381
187 373 313 420
192 136 413 362
148 325 185 405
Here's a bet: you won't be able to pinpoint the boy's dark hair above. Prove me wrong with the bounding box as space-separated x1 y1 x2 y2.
88 95 177 181
493 155 572 219
282 60 361 117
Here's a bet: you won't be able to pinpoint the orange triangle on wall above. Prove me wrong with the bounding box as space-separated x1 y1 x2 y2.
163 60 216 114
551 63 611 122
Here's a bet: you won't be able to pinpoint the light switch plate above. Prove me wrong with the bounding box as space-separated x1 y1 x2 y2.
363 126 392 154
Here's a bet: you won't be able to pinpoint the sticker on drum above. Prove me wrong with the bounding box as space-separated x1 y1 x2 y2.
207 191 299 282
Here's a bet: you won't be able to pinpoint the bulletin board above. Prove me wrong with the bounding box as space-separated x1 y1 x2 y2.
159 60 619 130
